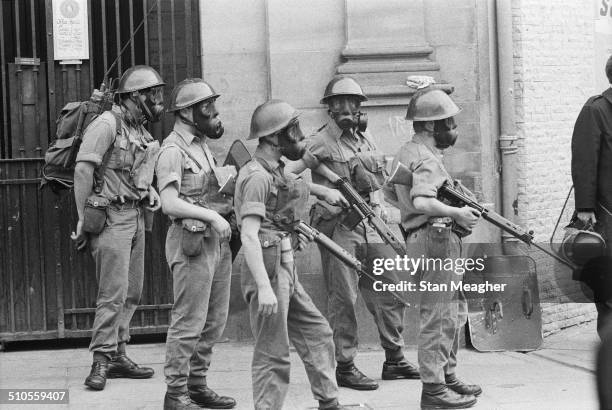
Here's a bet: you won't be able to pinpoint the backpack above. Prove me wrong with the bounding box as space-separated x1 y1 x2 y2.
41 85 116 192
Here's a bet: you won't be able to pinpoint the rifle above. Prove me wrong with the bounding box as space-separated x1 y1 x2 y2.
388 162 577 270
314 164 408 256
291 221 410 307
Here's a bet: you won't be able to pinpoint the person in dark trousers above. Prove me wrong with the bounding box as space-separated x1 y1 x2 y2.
156 79 236 410
72 65 165 391
571 55 612 339
389 86 482 409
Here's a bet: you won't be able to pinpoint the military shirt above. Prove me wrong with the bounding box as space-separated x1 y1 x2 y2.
235 155 299 238
392 133 451 231
155 129 212 197
76 104 153 201
302 119 379 211
235 155 282 235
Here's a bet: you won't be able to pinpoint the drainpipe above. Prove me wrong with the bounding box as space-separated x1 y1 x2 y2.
495 0 521 248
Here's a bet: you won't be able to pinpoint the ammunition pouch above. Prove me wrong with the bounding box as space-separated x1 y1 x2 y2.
181 218 210 256
132 140 160 191
82 195 110 234
199 165 236 216
350 152 386 193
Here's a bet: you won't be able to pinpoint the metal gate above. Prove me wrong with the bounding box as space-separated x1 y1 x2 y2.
0 0 201 344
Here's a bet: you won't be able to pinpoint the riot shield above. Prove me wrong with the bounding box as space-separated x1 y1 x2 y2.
466 255 542 351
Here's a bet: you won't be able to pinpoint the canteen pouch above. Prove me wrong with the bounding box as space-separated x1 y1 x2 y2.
181 218 209 256
350 152 387 193
82 195 110 234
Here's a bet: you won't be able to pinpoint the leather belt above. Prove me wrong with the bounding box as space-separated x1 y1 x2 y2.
110 198 141 210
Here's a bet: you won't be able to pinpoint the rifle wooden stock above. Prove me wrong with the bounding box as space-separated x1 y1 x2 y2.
294 221 409 306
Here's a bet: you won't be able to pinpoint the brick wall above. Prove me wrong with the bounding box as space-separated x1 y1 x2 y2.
512 0 598 334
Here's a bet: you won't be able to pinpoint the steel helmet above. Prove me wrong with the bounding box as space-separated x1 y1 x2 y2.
248 99 299 140
561 228 606 266
167 78 219 112
116 65 165 94
320 76 368 104
405 88 461 121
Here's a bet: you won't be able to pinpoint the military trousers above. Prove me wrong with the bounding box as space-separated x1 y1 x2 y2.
406 224 467 385
241 243 338 410
164 223 231 393
89 206 145 353
311 207 406 363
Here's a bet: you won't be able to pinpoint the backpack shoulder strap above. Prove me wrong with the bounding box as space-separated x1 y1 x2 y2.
93 111 122 194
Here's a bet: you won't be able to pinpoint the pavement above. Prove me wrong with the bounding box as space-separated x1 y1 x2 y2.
0 321 602 410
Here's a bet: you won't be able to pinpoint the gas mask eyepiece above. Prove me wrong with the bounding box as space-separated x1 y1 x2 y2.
328 96 367 132
137 87 165 123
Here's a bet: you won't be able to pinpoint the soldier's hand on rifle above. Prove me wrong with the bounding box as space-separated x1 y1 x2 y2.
145 186 161 212
70 219 89 251
296 231 314 251
211 215 232 240
454 206 481 230
257 285 278 316
577 211 596 225
324 188 349 208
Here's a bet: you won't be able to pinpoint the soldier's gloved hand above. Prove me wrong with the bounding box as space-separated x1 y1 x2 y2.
454 206 481 230
577 211 596 226
324 188 349 208
70 219 89 251
211 215 231 240
257 285 278 316
145 186 161 212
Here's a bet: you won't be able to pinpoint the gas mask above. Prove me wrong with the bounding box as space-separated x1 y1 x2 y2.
136 87 165 123
180 100 225 139
327 96 368 132
433 117 458 149
265 119 306 161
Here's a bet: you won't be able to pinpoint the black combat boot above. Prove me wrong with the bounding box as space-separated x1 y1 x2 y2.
336 362 379 390
420 384 477 409
107 352 154 379
188 385 236 409
163 392 203 410
445 374 482 396
382 359 421 380
84 356 109 390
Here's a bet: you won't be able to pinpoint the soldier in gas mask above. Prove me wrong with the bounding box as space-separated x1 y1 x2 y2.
286 76 420 390
155 79 236 410
388 87 482 409
72 65 165 391
236 99 349 410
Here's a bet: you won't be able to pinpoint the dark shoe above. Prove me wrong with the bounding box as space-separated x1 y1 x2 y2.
421 385 477 409
382 359 421 380
318 404 351 410
164 393 203 410
445 375 482 397
336 363 379 390
107 353 154 379
188 385 236 409
84 360 109 390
